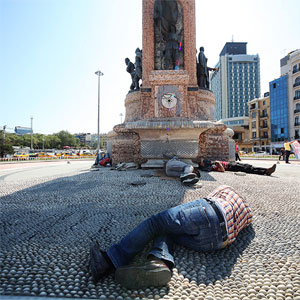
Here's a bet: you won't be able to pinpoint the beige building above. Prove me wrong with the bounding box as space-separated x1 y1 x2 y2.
248 93 271 152
280 49 300 139
220 117 253 152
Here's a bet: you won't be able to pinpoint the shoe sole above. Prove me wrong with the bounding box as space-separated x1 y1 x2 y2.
182 178 199 185
115 265 171 289
180 173 196 182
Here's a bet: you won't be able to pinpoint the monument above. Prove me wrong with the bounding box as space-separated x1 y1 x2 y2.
110 0 234 166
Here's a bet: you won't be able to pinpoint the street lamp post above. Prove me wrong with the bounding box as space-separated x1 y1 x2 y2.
2 125 6 144
30 116 33 150
95 70 104 151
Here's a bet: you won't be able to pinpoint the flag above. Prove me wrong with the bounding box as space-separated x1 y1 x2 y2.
291 141 300 160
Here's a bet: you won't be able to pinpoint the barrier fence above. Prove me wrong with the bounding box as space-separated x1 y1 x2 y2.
0 156 96 162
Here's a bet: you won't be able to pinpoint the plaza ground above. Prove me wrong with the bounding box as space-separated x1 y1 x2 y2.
0 159 299 300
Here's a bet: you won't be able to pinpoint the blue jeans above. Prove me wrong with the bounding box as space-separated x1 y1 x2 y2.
107 199 223 269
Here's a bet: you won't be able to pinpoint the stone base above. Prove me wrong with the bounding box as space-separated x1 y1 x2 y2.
140 158 198 169
124 80 216 123
141 159 165 169
111 119 234 165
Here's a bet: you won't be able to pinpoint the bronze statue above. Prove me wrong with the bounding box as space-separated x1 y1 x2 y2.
153 0 180 70
125 58 139 92
197 47 218 89
135 48 142 82
153 0 178 41
165 25 179 70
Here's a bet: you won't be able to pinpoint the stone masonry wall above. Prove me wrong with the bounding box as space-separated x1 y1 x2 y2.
197 126 230 161
111 127 146 165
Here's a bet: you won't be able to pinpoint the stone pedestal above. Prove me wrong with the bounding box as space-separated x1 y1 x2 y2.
111 118 233 164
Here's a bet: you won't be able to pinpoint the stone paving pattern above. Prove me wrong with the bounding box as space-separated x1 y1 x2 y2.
1 165 300 300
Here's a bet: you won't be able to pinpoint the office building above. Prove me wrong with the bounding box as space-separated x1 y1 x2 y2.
211 42 261 120
280 49 300 140
269 75 289 144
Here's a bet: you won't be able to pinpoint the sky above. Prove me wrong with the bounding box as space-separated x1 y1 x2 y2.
1 0 300 135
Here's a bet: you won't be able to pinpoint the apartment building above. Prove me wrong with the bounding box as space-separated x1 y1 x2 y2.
280 49 300 139
248 93 271 152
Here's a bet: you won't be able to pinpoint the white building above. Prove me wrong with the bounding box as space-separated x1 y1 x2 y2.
280 49 300 140
211 42 261 121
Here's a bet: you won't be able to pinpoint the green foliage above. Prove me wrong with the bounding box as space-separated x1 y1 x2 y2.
54 131 80 148
0 144 14 157
1 130 86 150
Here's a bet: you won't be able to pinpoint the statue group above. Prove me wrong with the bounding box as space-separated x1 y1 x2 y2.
125 48 142 93
153 0 183 70
125 1 218 90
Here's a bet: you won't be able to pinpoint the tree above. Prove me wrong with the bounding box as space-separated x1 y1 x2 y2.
54 131 79 149
45 135 60 149
0 144 14 158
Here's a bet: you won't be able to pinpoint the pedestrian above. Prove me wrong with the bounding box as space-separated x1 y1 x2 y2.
284 139 295 164
278 148 285 161
199 159 276 176
92 150 105 167
89 185 253 289
165 156 200 185
235 142 241 161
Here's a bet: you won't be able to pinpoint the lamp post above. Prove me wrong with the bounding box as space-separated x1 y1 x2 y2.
30 116 33 150
2 125 6 144
95 70 104 151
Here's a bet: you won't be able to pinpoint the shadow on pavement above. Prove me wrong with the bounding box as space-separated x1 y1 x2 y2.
0 168 253 298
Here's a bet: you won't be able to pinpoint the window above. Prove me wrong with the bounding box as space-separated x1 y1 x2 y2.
263 101 266 105
293 64 298 74
252 132 256 138
273 83 276 88
281 128 284 134
263 132 268 138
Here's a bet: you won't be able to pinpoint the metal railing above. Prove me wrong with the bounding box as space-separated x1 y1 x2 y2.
0 156 96 162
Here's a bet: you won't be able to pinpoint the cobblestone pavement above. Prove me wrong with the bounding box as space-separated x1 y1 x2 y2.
0 161 300 300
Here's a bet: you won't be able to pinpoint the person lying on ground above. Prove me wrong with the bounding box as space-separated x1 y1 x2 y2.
89 185 253 289
199 159 276 176
164 156 200 185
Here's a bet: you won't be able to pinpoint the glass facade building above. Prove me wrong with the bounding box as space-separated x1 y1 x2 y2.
269 75 289 142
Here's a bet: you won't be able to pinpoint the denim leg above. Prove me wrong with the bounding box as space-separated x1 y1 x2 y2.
183 165 194 175
166 160 188 177
106 199 223 268
106 204 185 268
148 236 174 268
